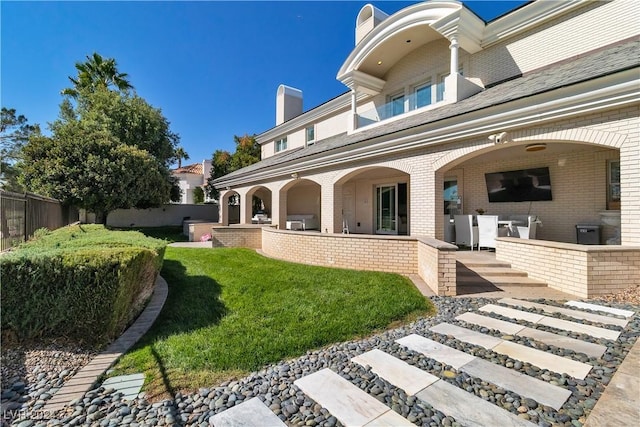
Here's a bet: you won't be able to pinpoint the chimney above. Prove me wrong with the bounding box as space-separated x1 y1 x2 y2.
355 4 388 45
276 85 303 125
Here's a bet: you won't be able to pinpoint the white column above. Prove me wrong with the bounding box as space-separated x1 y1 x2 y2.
349 88 358 132
449 36 459 76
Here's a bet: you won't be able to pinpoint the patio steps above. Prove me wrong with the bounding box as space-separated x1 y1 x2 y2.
456 254 548 288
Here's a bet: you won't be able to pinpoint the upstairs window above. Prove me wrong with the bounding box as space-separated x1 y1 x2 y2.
436 74 446 102
306 126 315 145
275 137 287 153
390 93 405 117
414 81 432 109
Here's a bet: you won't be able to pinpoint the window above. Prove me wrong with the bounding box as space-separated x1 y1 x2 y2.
414 81 432 109
436 74 446 102
275 137 287 153
390 93 405 117
305 126 315 145
608 160 620 210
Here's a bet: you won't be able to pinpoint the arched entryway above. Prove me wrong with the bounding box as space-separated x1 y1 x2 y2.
436 139 621 244
220 190 240 225
246 186 272 223
334 166 410 235
279 179 321 230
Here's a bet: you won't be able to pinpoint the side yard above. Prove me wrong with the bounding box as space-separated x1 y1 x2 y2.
111 246 433 399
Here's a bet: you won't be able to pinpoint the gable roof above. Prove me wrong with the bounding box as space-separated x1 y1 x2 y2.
172 163 203 175
214 38 639 186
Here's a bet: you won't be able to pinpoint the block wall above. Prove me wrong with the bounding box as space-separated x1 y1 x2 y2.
262 228 417 274
211 226 263 249
497 238 640 298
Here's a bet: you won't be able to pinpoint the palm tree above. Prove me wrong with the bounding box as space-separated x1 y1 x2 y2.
62 52 133 98
175 147 190 168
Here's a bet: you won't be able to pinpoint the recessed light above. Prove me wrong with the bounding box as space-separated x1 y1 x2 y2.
377 60 383 65
525 143 547 152
406 39 411 43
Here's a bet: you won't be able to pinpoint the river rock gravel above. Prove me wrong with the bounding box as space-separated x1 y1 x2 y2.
2 290 638 427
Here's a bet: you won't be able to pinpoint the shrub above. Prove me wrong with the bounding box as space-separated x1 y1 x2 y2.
0 224 166 345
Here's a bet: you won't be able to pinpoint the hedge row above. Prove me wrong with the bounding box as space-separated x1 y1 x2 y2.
1 225 166 345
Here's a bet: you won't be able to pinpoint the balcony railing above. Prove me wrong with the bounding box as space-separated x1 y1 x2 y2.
357 91 438 129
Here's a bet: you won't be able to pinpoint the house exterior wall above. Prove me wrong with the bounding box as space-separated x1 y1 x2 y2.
176 173 205 204
259 1 639 161
475 1 639 86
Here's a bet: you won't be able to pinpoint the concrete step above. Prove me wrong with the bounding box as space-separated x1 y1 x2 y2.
457 275 548 287
457 259 512 268
352 349 533 427
480 304 621 341
396 334 571 411
499 298 630 327
294 368 414 427
209 397 286 427
458 267 529 277
457 312 607 358
430 322 592 379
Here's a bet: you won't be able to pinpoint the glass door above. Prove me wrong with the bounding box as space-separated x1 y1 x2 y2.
376 184 397 234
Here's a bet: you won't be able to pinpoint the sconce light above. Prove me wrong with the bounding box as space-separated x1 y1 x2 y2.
525 143 547 152
291 172 299 179
488 132 510 144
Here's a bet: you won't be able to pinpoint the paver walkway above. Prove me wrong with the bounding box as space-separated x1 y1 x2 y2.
212 298 636 426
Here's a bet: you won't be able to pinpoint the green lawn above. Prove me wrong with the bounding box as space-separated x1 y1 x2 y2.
112 246 434 398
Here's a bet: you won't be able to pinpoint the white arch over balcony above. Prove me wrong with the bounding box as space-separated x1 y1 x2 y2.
337 1 484 87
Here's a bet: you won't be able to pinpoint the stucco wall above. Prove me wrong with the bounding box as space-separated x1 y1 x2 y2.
85 204 219 227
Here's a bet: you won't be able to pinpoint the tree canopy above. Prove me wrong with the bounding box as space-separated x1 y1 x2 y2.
21 54 179 223
61 52 133 99
206 134 260 201
0 107 40 191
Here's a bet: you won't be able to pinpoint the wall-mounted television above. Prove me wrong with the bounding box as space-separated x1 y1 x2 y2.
485 167 552 203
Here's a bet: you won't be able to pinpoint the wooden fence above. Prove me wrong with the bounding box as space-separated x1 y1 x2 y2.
0 191 78 251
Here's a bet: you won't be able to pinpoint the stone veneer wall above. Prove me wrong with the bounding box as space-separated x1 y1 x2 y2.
417 238 458 296
262 228 417 275
211 225 264 249
496 238 640 298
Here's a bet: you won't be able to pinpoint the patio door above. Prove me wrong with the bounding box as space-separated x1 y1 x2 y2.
376 184 397 234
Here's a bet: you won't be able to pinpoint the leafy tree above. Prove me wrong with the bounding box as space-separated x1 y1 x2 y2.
21 54 178 224
174 147 190 168
61 52 133 98
206 134 260 201
193 186 205 204
0 107 40 191
22 125 171 224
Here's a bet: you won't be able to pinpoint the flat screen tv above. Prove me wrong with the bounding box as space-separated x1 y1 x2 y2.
485 167 552 203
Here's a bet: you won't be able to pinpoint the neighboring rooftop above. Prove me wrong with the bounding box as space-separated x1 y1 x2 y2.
173 163 204 175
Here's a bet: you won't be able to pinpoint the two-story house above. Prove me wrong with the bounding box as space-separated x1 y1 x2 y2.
212 0 640 297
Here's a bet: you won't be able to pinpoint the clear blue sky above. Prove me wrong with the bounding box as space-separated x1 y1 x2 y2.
2 1 527 167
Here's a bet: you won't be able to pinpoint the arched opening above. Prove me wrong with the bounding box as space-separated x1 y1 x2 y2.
437 141 620 244
246 186 272 224
221 190 241 225
335 166 410 235
280 179 321 231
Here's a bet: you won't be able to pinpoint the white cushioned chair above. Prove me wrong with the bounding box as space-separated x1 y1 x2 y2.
455 215 478 250
477 215 499 250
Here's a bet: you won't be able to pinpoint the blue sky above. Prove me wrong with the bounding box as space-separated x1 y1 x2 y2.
2 1 527 167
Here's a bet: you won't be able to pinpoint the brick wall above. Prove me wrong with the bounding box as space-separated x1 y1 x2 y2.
262 228 417 274
496 238 640 298
417 237 457 296
211 225 264 249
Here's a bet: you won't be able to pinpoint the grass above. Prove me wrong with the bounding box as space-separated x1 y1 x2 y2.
111 246 434 399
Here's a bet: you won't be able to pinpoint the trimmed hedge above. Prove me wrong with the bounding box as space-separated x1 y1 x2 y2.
1 225 166 345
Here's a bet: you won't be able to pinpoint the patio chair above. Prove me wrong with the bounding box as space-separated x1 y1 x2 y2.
477 215 499 250
516 215 539 239
454 215 478 250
